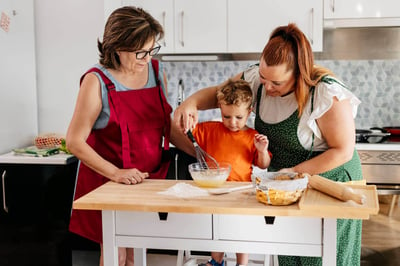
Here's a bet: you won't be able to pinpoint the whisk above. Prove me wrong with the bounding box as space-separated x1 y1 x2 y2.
187 130 219 169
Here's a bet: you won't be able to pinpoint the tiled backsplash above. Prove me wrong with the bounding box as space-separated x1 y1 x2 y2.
164 60 400 129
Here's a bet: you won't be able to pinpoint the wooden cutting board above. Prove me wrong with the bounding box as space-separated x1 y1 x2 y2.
299 184 379 218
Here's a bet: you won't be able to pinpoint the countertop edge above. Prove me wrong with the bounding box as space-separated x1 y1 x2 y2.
0 151 77 165
356 143 400 151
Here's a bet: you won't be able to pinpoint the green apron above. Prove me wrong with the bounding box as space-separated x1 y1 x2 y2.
253 79 363 266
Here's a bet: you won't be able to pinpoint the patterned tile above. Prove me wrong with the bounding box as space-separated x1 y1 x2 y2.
164 60 400 128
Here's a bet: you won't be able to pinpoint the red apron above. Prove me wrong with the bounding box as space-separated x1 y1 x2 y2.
69 60 172 243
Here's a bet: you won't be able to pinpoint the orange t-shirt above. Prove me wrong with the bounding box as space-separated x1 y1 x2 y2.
192 121 258 182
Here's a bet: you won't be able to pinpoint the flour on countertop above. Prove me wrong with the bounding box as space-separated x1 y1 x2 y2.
157 183 209 198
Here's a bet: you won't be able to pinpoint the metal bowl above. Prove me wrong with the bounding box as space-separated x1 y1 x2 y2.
356 129 390 143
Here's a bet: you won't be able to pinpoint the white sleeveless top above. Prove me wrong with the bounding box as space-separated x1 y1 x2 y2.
243 64 361 151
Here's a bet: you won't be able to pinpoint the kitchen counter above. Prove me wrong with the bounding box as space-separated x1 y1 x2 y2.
0 150 78 265
0 151 77 165
73 180 378 266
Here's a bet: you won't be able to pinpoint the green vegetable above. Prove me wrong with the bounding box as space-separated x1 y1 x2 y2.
59 139 71 154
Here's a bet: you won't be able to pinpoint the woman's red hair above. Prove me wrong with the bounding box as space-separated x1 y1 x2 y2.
261 23 333 116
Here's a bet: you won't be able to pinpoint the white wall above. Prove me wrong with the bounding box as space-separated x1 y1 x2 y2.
0 0 38 153
34 0 105 134
0 0 120 153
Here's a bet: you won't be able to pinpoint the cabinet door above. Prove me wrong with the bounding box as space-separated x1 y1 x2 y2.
324 0 400 19
0 163 77 266
0 163 78 226
122 0 227 54
228 0 323 52
174 0 227 53
122 0 174 53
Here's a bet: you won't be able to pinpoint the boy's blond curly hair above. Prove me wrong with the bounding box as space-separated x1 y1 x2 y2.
216 79 253 110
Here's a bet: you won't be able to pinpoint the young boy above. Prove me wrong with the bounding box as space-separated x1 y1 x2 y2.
193 79 271 266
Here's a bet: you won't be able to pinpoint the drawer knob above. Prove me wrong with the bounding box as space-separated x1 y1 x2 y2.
158 212 168 221
264 216 275 224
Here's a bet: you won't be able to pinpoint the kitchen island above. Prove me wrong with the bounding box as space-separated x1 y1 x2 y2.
73 179 378 266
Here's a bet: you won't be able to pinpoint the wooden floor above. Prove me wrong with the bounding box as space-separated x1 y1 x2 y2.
361 195 400 266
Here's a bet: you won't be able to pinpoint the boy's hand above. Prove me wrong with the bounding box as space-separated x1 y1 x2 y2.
254 134 269 153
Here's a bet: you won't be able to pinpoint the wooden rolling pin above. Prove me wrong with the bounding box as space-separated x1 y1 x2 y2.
308 175 366 205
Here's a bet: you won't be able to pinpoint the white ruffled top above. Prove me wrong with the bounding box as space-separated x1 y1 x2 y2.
244 64 361 151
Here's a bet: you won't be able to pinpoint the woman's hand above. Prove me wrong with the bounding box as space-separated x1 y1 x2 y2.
173 84 226 133
173 99 199 133
111 168 149 185
278 168 295 173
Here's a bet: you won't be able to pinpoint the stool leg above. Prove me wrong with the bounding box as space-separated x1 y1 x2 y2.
177 250 184 266
185 250 192 260
263 254 270 266
388 194 399 217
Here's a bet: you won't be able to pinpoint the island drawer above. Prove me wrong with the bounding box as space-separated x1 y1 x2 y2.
115 211 212 239
214 215 322 244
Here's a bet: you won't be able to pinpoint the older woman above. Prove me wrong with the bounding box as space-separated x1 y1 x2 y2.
67 6 176 266
174 23 363 266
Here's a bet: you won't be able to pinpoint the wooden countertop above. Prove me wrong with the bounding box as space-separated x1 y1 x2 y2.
73 180 379 219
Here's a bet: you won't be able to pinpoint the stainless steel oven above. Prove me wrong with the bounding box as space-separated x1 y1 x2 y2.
356 141 400 215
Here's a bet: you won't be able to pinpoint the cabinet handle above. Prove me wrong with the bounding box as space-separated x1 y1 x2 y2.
162 11 166 47
180 11 184 47
174 153 179 180
158 212 168 221
310 8 314 45
2 170 8 213
264 216 275 224
331 0 335 13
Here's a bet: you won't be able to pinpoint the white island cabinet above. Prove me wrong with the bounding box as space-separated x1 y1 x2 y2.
73 179 378 266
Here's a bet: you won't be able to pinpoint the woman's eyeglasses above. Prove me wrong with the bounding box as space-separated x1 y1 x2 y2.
134 46 161 60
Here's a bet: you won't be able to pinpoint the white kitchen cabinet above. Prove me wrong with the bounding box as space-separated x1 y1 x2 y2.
324 0 400 27
122 0 227 53
121 0 174 53
113 0 323 53
228 0 323 52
